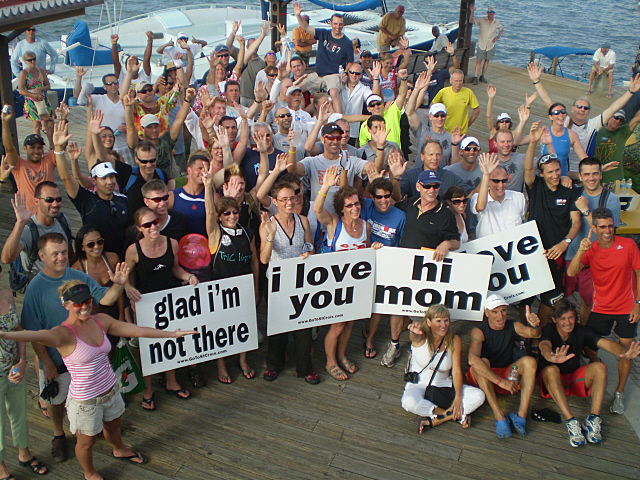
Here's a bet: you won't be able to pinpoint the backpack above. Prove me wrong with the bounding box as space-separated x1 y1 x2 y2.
124 166 166 193
9 214 73 294
320 220 343 254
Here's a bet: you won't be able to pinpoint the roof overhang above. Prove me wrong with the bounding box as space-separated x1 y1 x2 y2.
0 0 103 34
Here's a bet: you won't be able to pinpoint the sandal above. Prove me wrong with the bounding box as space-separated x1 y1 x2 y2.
19 457 48 475
326 364 349 381
338 357 357 374
585 89 591 95
606 93 613 98
141 395 155 411
508 412 527 437
495 418 513 438
417 417 433 434
39 399 50 419
361 323 370 339
363 341 377 358
165 388 191 400
112 451 147 465
237 363 256 380
263 369 278 381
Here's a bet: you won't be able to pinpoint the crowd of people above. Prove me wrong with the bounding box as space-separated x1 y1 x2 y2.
2 6 640 479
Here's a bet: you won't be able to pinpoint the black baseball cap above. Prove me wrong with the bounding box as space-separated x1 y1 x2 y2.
23 134 45 147
321 122 344 135
62 283 92 304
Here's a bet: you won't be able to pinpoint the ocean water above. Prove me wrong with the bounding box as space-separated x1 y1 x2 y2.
39 0 640 85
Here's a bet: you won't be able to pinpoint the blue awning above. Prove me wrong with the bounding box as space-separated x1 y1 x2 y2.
306 0 383 12
532 46 595 60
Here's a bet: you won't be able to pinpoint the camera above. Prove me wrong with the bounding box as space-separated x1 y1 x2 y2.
40 380 59 401
1 105 11 115
404 371 419 384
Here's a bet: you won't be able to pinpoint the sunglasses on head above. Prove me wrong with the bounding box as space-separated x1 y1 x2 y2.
146 194 169 203
344 201 361 209
71 299 92 308
369 101 382 108
84 238 105 249
420 183 440 190
464 146 480 152
574 104 590 110
451 198 469 205
104 80 119 86
324 134 342 141
373 193 392 199
137 157 157 164
348 70 362 75
490 178 508 184
539 153 558 165
221 210 239 216
277 113 292 118
140 218 160 229
40 196 62 203
293 187 301 195
139 86 154 94
551 109 567 115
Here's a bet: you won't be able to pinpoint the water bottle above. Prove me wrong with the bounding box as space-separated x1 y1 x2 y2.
11 367 18 376
508 365 519 383
628 178 633 193
291 121 303 148
338 65 344 76
513 339 526 361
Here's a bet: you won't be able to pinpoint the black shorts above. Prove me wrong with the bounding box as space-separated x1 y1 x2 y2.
540 258 565 307
586 312 638 339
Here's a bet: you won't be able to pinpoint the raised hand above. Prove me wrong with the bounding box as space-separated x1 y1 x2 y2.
424 56 437 74
110 34 119 44
407 321 424 335
122 90 135 107
293 73 308 86
317 100 330 125
398 68 408 80
445 42 455 56
145 31 154 41
371 61 381 79
261 100 274 113
451 126 466 145
75 65 88 77
478 152 499 175
293 1 302 16
88 109 105 135
185 87 196 103
549 345 575 364
126 55 140 73
578 238 592 252
0 155 15 181
539 126 552 145
529 121 543 143
602 161 620 172
525 91 537 107
52 120 72 149
323 164 340 188
388 150 406 178
274 152 289 173
252 131 270 152
109 262 130 287
630 73 640 94
232 20 241 34
255 80 268 102
371 126 389 149
525 305 540 328
527 62 543 83
276 23 286 37
260 20 270 37
414 71 429 91
216 126 231 148
398 36 409 49
11 192 33 223
518 104 530 124
67 141 82 162
487 84 496 99
1 104 13 122
365 163 382 181
236 35 246 47
55 102 70 121
177 38 190 50
261 211 277 237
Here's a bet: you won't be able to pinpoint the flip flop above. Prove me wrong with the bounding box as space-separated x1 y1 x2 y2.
508 412 527 437
495 419 513 438
606 93 613 98
532 408 562 424
585 90 591 95
141 395 155 411
326 364 349 381
237 363 256 380
417 417 433 434
112 451 147 465
363 341 377 358
338 357 357 374
218 374 232 384
165 388 192 399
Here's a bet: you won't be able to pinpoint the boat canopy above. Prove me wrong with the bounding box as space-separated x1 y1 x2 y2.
532 46 595 59
306 0 383 12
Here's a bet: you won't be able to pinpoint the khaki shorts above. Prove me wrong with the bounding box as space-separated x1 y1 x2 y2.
477 47 496 61
38 368 71 406
302 72 341 94
66 386 125 436
592 65 614 74
378 43 391 53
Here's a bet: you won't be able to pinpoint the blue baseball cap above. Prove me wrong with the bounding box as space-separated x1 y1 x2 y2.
417 170 441 185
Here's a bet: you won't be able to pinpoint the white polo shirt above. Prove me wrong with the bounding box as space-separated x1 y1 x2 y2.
470 189 527 238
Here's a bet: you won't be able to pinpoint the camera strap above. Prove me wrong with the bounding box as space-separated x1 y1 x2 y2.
406 338 445 378
426 342 448 388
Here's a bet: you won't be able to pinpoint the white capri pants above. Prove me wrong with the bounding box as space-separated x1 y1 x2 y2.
401 382 486 421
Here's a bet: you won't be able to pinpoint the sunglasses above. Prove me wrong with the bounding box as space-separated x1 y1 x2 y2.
138 157 157 164
369 101 382 108
293 187 301 195
574 105 590 110
25 58 36 62
40 196 62 203
104 80 119 86
613 116 625 121
324 134 342 141
110 201 117 216
139 87 154 94
539 153 558 165
267 73 277 77
551 109 567 115
140 218 160 229
490 178 508 184
71 299 92 308
277 113 292 118
373 193 392 199
217 53 230 58
432 113 446 118
166 82 175 87
84 238 105 249
26 28 35 32
498 119 511 123
451 198 469 205
344 201 362 209
348 71 362 75
146 194 170 203
464 146 480 152
419 183 440 190
266 52 276 57
221 210 239 216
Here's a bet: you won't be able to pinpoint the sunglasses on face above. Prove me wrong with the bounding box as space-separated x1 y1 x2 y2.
369 101 382 108
451 198 469 205
539 153 558 165
498 119 511 124
432 113 447 118
217 53 230 58
40 196 62 203
551 109 567 115
140 218 160 229
267 73 277 77
348 70 362 75
277 113 292 118
324 134 342 141
25 58 36 62
266 52 276 56
419 183 440 190
490 178 508 184
84 238 105 249
373 193 392 199
344 201 361 209
464 146 480 152
146 194 169 203
137 157 157 164
613 116 625 121
221 210 239 216
71 299 92 308
139 87 154 94
26 28 35 32
166 82 175 87
104 80 119 86
574 105 590 110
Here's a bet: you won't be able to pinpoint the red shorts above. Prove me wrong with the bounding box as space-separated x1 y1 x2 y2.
466 366 521 395
538 364 591 399
564 261 594 303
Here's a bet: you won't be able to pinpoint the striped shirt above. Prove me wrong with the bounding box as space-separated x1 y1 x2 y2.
62 318 116 401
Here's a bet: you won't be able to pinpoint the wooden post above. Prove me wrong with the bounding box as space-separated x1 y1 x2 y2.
270 0 291 52
0 30 22 151
551 56 558 76
530 51 535 64
457 0 474 76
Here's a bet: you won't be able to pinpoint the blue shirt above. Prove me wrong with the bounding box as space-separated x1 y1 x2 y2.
21 269 108 369
239 149 279 193
11 38 58 76
314 29 354 77
361 198 406 246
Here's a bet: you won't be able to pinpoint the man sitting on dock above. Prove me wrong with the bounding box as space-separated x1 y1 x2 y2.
376 5 406 54
586 43 616 98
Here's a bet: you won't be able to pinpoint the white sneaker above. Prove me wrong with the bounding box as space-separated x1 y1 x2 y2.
381 341 401 367
582 414 602 444
566 418 586 447
610 391 625 414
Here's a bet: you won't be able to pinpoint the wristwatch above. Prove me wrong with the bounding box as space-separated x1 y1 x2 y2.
636 300 640 305
581 210 590 217
563 237 572 244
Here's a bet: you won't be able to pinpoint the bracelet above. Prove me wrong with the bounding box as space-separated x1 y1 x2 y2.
526 106 531 110
532 80 540 85
267 236 274 242
186 274 195 282
318 192 327 197
53 150 66 155
20 356 27 361
451 142 459 147
630 90 635 95
376 147 384 151
255 100 263 104
289 148 297 153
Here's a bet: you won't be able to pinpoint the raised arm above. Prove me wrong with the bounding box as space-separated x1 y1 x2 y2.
110 34 121 79
293 2 315 36
474 153 499 212
513 305 542 339
486 84 496 136
394 69 409 111
405 70 430 131
0 192 32 264
601 74 640 124
244 21 271 67
525 121 543 188
143 31 154 77
68 142 92 190
203 161 221 247
119 55 139 101
170 87 195 143
527 62 553 108
52 121 80 199
234 35 246 77
1 108 19 166
73 65 88 100
513 99 535 146
257 151 290 208
313 164 340 230
387 150 406 202
123 90 139 150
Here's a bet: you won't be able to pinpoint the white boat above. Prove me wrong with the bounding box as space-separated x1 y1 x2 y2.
15 0 457 93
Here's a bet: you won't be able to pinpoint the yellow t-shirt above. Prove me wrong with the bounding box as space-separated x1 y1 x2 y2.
376 13 406 46
431 87 479 134
293 27 314 53
359 102 402 147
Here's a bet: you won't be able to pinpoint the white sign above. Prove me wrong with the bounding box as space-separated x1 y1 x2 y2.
461 221 554 303
267 249 376 335
136 276 258 376
373 247 493 321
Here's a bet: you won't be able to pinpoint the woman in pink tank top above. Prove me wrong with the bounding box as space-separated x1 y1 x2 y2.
0 280 196 480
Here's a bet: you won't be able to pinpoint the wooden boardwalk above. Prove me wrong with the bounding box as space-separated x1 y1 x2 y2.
0 62 639 480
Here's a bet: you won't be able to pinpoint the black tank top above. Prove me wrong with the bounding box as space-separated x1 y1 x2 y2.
211 225 254 280
135 236 179 294
479 320 516 369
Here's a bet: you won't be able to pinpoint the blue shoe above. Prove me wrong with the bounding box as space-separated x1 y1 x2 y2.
508 412 527 437
582 414 602 444
566 418 586 447
495 418 512 438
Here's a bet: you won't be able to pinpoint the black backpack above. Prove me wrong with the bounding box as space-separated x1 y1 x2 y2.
9 214 73 294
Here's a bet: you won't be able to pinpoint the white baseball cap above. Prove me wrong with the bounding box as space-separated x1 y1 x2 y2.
460 137 480 150
429 103 447 115
497 112 512 122
485 294 508 310
91 162 117 178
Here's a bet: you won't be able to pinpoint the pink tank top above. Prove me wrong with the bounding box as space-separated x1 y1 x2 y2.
62 317 116 400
